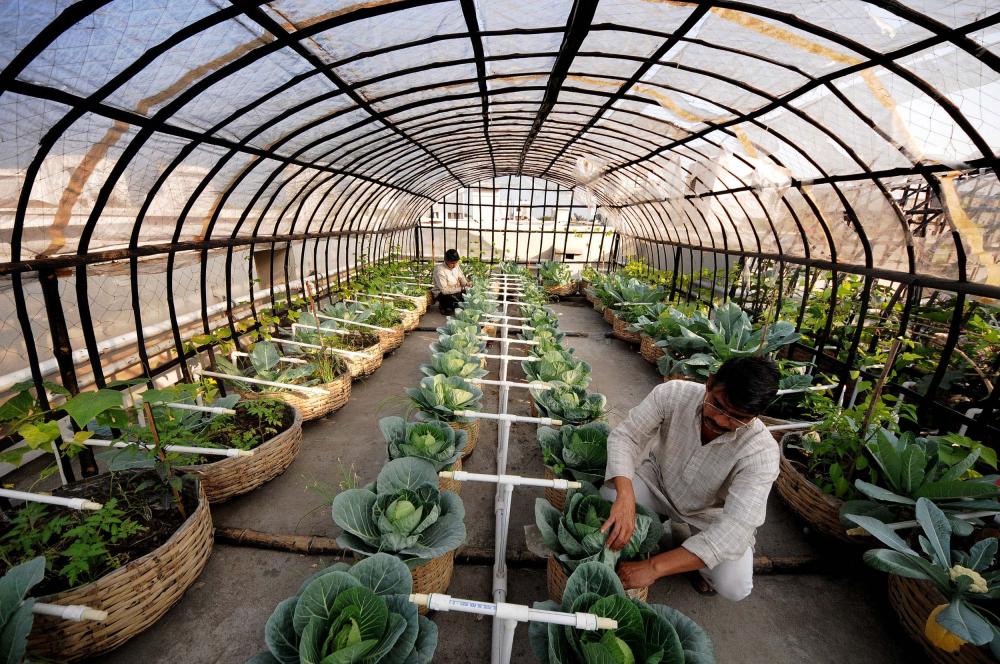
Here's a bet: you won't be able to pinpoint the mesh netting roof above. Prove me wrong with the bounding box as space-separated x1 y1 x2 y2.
1 0 999 290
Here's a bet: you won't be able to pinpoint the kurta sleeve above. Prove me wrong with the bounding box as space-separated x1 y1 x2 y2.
680 444 779 568
604 382 674 481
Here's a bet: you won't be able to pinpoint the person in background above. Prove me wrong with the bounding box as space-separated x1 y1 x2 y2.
599 356 781 601
432 249 471 315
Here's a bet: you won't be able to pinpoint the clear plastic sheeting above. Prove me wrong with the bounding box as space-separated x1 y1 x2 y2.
0 0 998 388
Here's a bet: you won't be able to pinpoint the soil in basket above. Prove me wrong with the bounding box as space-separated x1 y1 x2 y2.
1 469 200 597
193 400 296 463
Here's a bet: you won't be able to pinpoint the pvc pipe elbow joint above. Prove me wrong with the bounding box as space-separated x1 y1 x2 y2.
575 612 618 631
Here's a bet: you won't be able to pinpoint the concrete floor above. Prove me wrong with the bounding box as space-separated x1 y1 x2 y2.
98 300 916 664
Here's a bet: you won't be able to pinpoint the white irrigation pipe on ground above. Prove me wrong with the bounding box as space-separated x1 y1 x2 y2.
484 313 530 321
81 438 252 458
33 602 108 622
193 369 328 396
310 316 394 332
467 378 553 390
268 337 368 358
478 336 538 345
475 353 532 362
439 470 581 490
0 489 101 511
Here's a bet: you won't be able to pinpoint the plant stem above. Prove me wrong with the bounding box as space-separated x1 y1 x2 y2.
859 338 902 436
142 402 187 519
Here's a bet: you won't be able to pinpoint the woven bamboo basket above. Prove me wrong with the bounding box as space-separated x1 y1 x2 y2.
181 406 304 503
578 279 591 294
344 342 384 378
426 291 434 307
612 316 642 344
400 309 420 331
889 575 994 664
398 293 427 315
594 300 607 314
438 457 463 494
545 282 576 297
411 551 456 615
543 466 567 513
547 556 648 604
775 446 853 543
378 327 405 353
639 334 665 364
603 307 616 324
450 418 480 459
240 373 351 422
27 480 213 662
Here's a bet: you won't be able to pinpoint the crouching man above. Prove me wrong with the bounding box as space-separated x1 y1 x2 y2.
600 356 780 600
432 248 471 315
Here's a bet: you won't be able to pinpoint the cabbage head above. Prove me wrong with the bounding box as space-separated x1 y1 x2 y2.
522 305 559 328
380 416 465 471
436 319 479 337
537 422 610 485
536 485 663 574
332 457 466 565
430 331 485 356
248 553 437 664
532 382 606 425
528 562 715 664
406 374 483 423
421 350 488 380
522 350 592 390
453 307 484 325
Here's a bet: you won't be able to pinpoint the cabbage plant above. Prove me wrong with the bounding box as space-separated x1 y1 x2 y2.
523 350 592 390
537 422 610 485
332 457 466 565
539 260 572 286
523 324 565 343
532 383 606 425
529 562 715 664
436 319 479 337
215 341 320 392
380 416 465 471
430 331 485 356
407 375 483 424
536 486 663 574
248 553 437 664
420 350 488 380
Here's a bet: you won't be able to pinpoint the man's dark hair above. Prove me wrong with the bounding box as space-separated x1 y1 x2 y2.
711 356 780 415
444 249 460 262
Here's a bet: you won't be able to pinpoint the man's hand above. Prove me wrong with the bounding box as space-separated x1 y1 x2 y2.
617 559 661 589
600 477 636 551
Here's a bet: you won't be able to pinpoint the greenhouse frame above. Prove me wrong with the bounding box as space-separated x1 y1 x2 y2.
1 1 999 663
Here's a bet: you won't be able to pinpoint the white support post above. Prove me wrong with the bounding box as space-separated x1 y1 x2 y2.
0 488 101 511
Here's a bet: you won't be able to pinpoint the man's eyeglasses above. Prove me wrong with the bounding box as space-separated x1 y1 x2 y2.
703 395 754 429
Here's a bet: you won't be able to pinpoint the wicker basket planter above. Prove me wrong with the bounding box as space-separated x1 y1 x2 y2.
398 293 427 315
775 444 853 543
639 334 665 364
426 291 434 307
411 551 456 615
181 406 303 503
578 279 591 294
612 316 641 344
438 457 464 494
603 307 616 324
450 418 480 459
399 309 420 331
27 479 213 662
378 327 405 353
594 300 607 314
546 556 648 604
343 342 384 378
240 373 351 422
889 575 994 664
543 466 567 513
544 282 576 298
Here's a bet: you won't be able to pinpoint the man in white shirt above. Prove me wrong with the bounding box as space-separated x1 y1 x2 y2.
432 249 471 315
599 356 780 600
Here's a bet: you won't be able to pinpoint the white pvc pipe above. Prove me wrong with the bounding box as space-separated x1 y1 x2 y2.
439 470 581 490
312 315 393 332
194 369 328 396
766 420 822 432
492 323 534 330
484 314 530 321
83 438 253 458
231 351 308 365
269 337 367 358
0 489 101 511
774 383 838 396
959 407 983 436
341 298 412 314
468 378 553 390
475 353 531 361
410 594 616 630
142 401 236 415
291 323 350 337
478 336 538 345
33 602 108 622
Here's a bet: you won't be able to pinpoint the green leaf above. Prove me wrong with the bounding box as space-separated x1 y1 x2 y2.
251 341 281 373
914 480 1000 500
915 498 951 568
63 389 123 428
862 549 933 581
0 599 34 664
16 421 61 449
853 480 915 505
899 444 927 494
937 599 995 646
842 513 917 555
0 557 44 624
263 597 300 664
968 538 998 572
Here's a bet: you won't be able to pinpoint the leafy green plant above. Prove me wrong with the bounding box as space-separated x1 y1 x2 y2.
332 457 466 565
406 375 483 424
216 341 321 393
420 350 488 380
380 416 464 471
436 319 480 337
249 553 437 664
522 351 592 390
846 498 1000 655
529 562 715 664
0 556 46 664
539 260 572 286
531 383 607 426
535 486 662 574
537 422 610 485
364 300 404 328
429 331 485 356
